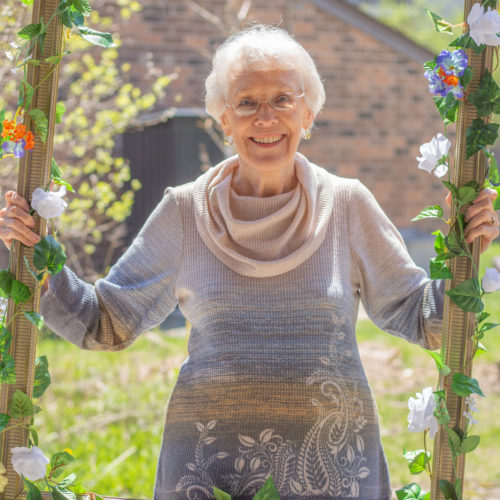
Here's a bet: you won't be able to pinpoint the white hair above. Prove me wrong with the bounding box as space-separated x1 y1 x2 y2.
205 25 325 123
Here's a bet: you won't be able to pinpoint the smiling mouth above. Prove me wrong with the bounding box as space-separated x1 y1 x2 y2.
250 135 284 144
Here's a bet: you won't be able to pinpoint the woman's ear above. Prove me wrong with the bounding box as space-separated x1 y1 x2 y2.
220 112 231 137
303 108 314 131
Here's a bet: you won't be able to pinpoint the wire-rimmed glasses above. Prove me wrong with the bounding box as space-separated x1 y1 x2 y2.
225 92 305 117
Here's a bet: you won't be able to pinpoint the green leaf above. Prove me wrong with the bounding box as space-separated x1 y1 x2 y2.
439 479 458 500
55 102 66 124
24 311 44 330
33 236 66 275
411 205 443 221
424 9 453 34
445 426 462 456
449 33 485 55
30 426 39 447
478 311 491 323
58 474 77 489
0 269 14 298
11 279 31 304
446 278 484 313
466 118 500 159
432 230 446 255
72 0 91 16
462 66 474 89
478 322 499 334
442 180 459 200
24 479 43 500
444 229 467 256
422 348 451 375
58 4 84 28
0 352 16 384
458 181 481 205
451 373 485 397
434 391 450 425
0 326 12 352
68 481 86 495
483 0 497 9
50 159 75 192
469 70 500 117
403 449 431 475
50 451 75 479
429 258 454 280
0 413 11 432
483 148 500 185
9 389 34 418
17 23 42 40
33 355 51 398
460 435 480 454
28 108 48 143
433 93 460 124
396 483 429 500
52 157 62 178
77 27 116 48
0 110 4 136
52 486 76 500
253 476 280 500
212 487 232 500
18 79 34 109
23 256 45 282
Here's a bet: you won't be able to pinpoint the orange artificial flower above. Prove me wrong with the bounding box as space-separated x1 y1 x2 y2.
13 124 26 141
1 120 15 139
24 131 35 150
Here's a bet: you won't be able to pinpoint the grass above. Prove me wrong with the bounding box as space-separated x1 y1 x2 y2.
34 243 500 499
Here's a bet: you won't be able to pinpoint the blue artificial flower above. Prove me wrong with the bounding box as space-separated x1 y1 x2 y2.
436 49 468 77
424 69 448 97
1 140 15 155
2 139 27 158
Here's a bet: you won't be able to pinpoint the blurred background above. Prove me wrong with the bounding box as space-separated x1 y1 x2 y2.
1 0 499 498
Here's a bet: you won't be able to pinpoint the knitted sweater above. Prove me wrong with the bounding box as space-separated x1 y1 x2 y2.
40 155 443 500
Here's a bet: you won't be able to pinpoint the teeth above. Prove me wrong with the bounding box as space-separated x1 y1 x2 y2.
252 135 283 144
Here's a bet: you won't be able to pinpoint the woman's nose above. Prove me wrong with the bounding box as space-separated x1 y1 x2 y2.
253 102 279 125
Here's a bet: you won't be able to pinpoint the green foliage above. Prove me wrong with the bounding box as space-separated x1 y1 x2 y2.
411 205 443 221
29 108 48 142
212 487 232 500
24 311 44 330
433 93 459 124
77 26 116 48
0 413 11 432
424 9 453 34
50 451 76 479
33 355 51 398
451 373 485 397
449 34 485 55
9 389 35 418
396 482 430 500
466 119 500 159
18 79 34 109
11 278 31 304
468 70 500 116
24 479 43 500
403 449 431 475
446 278 484 313
33 235 67 275
253 476 280 500
422 348 450 376
439 479 458 500
0 269 14 298
0 352 16 384
433 390 450 425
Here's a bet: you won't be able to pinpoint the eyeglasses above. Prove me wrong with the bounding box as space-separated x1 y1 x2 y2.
225 92 305 117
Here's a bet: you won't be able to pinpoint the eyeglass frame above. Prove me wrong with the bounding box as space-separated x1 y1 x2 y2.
224 91 306 117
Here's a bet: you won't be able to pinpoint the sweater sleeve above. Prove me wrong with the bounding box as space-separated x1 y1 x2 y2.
348 180 443 350
39 188 183 351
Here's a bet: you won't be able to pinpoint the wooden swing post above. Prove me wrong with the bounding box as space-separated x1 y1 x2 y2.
430 1 497 498
0 0 63 498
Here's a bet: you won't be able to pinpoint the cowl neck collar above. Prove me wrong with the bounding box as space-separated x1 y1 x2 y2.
192 153 334 278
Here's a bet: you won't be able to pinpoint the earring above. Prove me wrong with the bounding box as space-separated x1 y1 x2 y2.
224 135 234 146
303 129 312 140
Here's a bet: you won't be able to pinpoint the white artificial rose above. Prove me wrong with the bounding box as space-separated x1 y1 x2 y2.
467 4 500 47
482 267 500 293
31 186 68 219
417 133 451 178
407 387 439 438
11 446 49 481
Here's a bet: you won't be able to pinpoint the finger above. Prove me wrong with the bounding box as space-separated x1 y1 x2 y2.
464 208 498 239
472 188 497 205
465 222 499 248
2 205 36 229
0 217 40 247
445 191 452 208
464 197 494 223
5 191 30 212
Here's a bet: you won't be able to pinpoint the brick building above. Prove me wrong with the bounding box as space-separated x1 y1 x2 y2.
116 0 448 260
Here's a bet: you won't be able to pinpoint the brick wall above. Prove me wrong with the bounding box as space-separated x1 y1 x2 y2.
117 0 449 230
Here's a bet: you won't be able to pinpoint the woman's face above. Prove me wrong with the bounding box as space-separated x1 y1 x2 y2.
220 69 313 179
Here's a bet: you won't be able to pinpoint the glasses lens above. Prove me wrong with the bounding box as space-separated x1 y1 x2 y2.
235 97 259 116
271 93 296 111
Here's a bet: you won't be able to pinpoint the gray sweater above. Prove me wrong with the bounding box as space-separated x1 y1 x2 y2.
41 157 443 499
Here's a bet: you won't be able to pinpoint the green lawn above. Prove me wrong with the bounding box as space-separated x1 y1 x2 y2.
34 244 500 499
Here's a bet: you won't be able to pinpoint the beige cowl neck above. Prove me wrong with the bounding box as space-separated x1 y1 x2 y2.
192 153 334 278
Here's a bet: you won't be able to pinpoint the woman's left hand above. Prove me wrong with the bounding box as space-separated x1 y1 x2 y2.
446 189 499 254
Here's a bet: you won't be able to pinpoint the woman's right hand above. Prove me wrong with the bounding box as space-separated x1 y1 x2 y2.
0 191 41 250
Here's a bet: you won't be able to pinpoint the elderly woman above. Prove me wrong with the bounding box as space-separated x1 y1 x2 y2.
1 26 499 500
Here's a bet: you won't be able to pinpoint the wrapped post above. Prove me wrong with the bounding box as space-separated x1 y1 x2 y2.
430 0 496 498
0 0 63 497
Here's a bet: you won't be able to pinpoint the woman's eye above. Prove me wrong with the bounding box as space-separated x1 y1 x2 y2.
238 98 257 108
274 94 293 104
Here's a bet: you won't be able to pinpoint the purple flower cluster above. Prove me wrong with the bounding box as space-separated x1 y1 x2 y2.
1 138 27 158
424 49 468 99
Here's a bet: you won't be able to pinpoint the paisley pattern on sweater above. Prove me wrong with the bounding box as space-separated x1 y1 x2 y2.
175 312 370 499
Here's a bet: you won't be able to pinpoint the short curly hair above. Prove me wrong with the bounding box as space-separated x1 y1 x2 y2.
205 25 325 123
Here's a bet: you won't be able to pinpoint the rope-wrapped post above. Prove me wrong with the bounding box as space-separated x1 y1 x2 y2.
0 0 63 497
430 0 496 497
